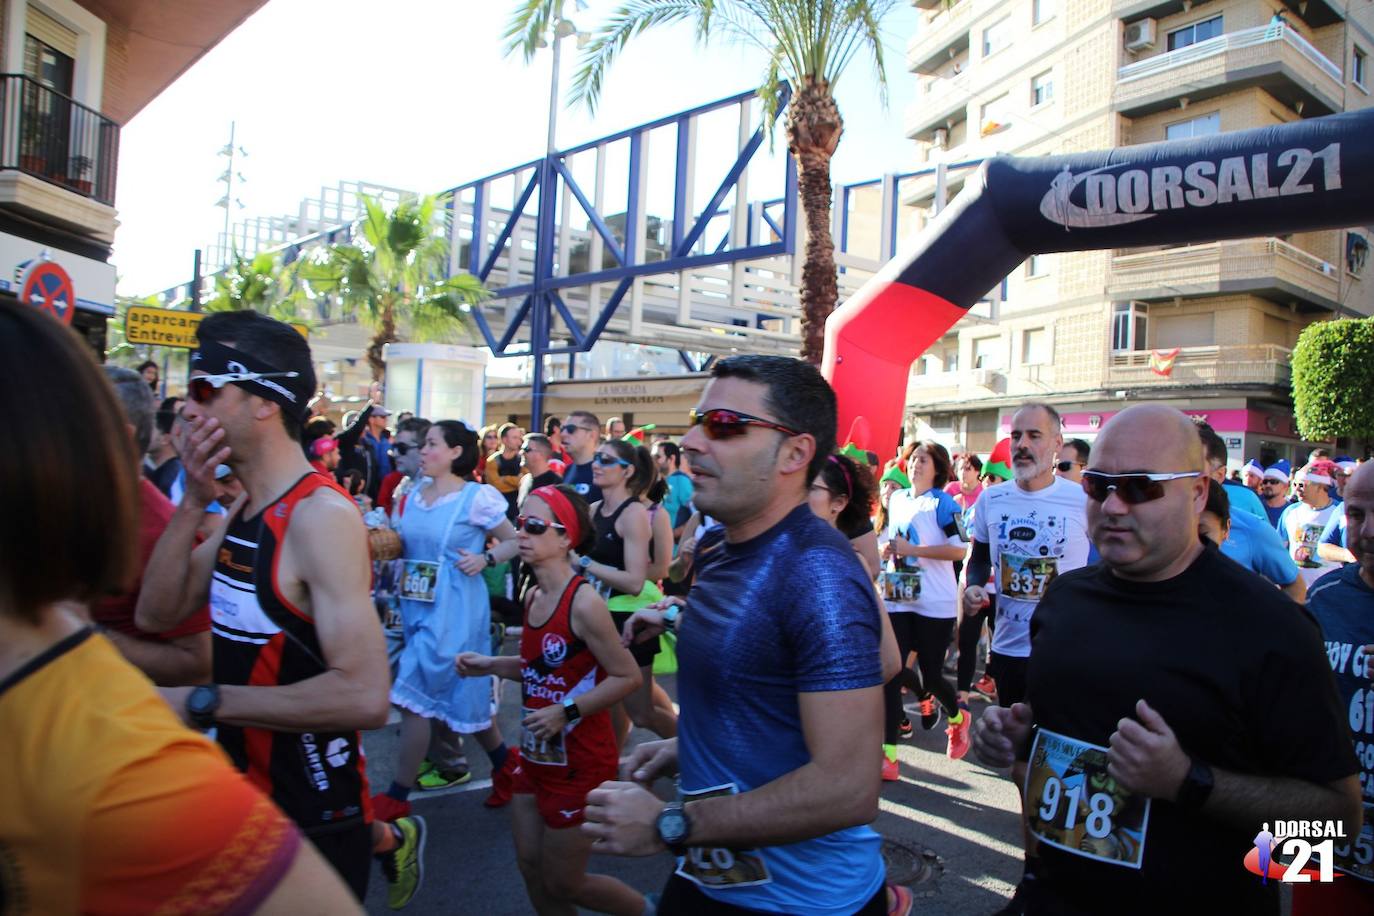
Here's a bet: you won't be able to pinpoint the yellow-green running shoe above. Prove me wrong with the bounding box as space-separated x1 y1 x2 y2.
417 763 471 791
381 815 426 910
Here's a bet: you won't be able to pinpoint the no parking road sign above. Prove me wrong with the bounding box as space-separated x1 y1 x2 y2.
19 258 76 325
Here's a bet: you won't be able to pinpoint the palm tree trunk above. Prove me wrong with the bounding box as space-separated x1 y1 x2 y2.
788 78 844 366
368 302 397 381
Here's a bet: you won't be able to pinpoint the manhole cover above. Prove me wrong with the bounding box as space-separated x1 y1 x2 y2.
882 837 941 886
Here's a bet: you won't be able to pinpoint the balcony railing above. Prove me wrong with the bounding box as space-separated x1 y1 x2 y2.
0 74 119 206
1107 236 1339 306
907 1 972 74
1107 344 1293 387
1118 23 1342 84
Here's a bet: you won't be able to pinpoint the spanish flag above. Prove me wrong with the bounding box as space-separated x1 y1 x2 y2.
1150 347 1180 377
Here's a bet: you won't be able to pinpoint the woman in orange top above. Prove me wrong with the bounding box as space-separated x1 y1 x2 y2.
0 300 359 915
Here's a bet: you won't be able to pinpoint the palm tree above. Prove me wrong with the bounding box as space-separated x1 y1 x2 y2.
297 194 488 381
203 251 315 326
569 0 899 364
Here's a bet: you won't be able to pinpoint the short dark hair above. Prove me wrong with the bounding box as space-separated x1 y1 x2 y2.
566 410 600 433
710 355 836 483
523 432 553 456
305 415 337 439
136 359 158 374
963 453 983 473
0 302 138 621
156 396 184 435
816 453 876 533
103 365 156 456
1016 402 1062 432
544 416 561 436
1203 478 1231 542
397 416 431 438
434 420 480 477
1193 422 1228 469
195 311 315 442
498 422 519 438
654 441 681 467
1064 438 1091 463
601 439 658 498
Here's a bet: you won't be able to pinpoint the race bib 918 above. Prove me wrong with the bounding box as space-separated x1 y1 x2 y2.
676 784 772 889
1025 728 1151 870
400 560 439 603
1000 554 1058 601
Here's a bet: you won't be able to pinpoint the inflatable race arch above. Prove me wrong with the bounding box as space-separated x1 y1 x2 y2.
823 107 1374 463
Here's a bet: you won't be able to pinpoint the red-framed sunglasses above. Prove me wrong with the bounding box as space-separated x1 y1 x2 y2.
689 408 801 440
515 515 567 536
188 371 300 404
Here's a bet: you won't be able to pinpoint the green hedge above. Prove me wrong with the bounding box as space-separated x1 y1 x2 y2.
1291 317 1374 440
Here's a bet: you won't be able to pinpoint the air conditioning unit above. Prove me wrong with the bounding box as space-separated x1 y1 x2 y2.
971 368 998 387
934 128 948 149
1124 19 1156 52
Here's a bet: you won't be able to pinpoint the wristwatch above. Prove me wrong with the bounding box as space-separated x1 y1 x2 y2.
662 605 681 631
1175 756 1214 810
657 802 692 854
561 696 582 723
186 684 221 730
578 555 593 570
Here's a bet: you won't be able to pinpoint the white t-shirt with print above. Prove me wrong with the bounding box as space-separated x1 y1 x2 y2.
1277 500 1341 587
971 476 1091 658
883 487 968 619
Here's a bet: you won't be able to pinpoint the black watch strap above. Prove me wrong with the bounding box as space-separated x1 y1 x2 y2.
186 684 221 730
1176 757 1214 811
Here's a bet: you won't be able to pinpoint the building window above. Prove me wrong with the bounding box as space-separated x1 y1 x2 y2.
974 336 1005 371
983 16 1011 58
1165 111 1221 140
1032 0 1054 26
981 92 1012 134
1112 302 1149 352
1031 71 1054 107
1027 253 1052 276
1023 328 1048 365
1167 15 1223 52
1355 47 1368 90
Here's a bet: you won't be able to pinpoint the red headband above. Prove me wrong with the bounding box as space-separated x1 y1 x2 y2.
530 485 582 547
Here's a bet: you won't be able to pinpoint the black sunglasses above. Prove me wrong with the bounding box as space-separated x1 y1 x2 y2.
1081 470 1202 505
389 442 413 457
594 452 632 467
1056 460 1083 473
689 408 801 440
515 515 566 536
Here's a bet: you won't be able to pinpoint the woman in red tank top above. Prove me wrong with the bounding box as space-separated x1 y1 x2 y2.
456 484 645 915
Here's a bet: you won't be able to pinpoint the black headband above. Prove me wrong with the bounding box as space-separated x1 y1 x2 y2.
190 339 309 422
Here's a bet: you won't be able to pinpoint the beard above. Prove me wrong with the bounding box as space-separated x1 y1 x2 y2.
1013 454 1047 483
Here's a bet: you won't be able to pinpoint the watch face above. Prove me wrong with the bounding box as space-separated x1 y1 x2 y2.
659 810 687 844
189 686 218 715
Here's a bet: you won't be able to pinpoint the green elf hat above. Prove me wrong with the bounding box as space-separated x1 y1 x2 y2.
984 437 1013 481
839 442 873 466
880 463 911 489
621 423 657 446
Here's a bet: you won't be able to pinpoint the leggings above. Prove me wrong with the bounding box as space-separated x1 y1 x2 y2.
883 614 960 743
956 594 997 692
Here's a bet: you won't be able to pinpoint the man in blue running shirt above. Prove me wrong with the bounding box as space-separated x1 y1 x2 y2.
582 356 891 916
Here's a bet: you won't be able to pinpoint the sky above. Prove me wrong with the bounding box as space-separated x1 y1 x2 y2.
113 0 921 298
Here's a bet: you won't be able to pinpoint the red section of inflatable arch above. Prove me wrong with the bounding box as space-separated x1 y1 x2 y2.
822 281 968 466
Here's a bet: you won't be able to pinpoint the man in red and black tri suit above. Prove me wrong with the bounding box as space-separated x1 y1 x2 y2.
137 311 391 899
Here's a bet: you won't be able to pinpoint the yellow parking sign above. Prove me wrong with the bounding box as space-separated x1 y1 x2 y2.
124 306 308 349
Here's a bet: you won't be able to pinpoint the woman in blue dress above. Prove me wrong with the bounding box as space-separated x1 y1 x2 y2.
373 420 520 826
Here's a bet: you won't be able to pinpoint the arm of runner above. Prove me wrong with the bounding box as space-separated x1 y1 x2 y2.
963 539 992 614
208 491 391 732
585 685 883 853
1317 543 1356 564
646 505 674 582
850 529 881 580
523 586 643 740
103 629 211 687
456 517 520 575
621 737 679 784
876 597 901 683
135 419 240 634
576 502 651 596
253 838 364 915
456 652 522 681
620 596 686 645
893 536 967 562
971 703 1034 769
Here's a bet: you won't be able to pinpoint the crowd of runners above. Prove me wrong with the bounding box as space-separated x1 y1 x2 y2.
3 300 1373 915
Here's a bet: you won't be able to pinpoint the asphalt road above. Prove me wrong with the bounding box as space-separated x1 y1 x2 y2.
359 635 1026 915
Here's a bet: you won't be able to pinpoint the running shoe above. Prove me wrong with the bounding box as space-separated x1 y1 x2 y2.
484 747 521 808
417 762 471 791
918 695 941 731
973 674 998 702
946 707 971 760
371 792 412 823
881 754 900 782
381 816 426 910
898 717 913 739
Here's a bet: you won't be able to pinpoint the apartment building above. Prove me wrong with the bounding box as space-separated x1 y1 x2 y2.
0 0 265 352
900 0 1373 466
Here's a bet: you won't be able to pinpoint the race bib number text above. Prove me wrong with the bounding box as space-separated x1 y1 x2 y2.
1000 554 1058 601
676 785 772 889
879 568 922 602
400 560 439 603
1025 728 1151 869
519 706 567 766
